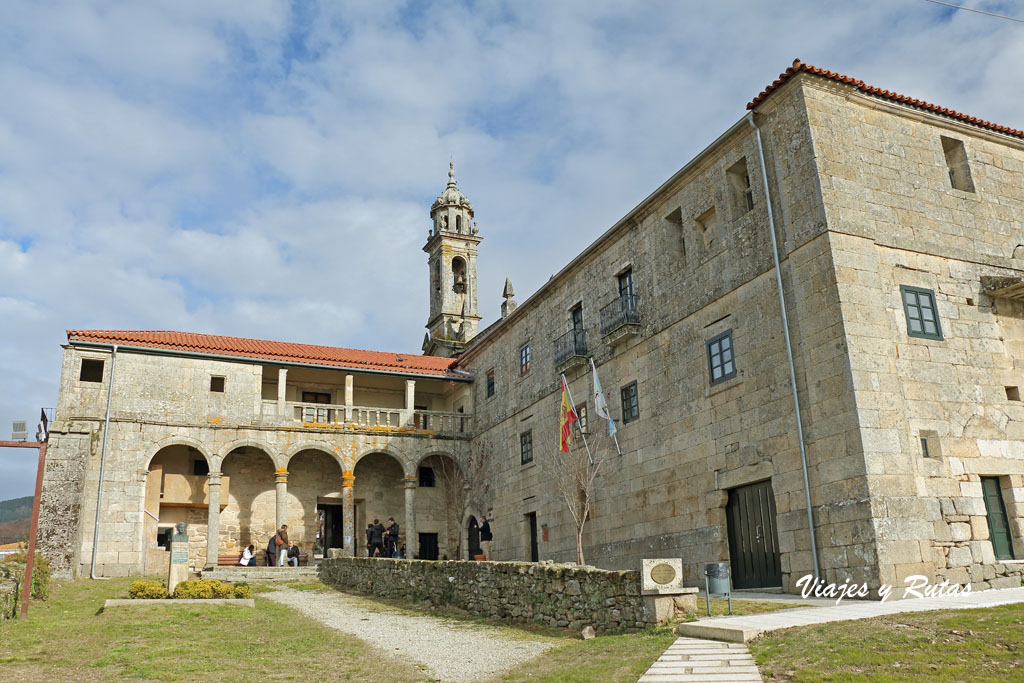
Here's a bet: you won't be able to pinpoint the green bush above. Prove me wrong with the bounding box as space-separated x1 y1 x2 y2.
3 552 51 601
128 580 169 599
172 578 247 600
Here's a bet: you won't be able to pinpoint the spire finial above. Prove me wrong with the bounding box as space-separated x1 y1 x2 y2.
448 160 456 185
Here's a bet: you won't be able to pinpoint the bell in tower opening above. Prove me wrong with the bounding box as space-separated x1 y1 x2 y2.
423 163 482 357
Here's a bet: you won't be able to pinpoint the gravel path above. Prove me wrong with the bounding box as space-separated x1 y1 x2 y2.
265 588 559 682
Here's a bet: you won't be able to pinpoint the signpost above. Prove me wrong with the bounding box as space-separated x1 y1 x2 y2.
0 437 48 619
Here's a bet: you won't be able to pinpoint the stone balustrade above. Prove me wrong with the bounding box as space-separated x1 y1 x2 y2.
318 556 652 633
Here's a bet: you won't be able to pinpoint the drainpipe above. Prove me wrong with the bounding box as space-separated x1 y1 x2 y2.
90 344 118 580
748 112 821 580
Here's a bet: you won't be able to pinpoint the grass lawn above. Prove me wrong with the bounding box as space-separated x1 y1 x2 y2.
750 602 1024 682
500 628 677 682
0 577 424 682
690 596 806 620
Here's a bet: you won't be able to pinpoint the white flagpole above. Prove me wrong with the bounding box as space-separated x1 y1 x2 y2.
562 373 593 464
589 358 622 456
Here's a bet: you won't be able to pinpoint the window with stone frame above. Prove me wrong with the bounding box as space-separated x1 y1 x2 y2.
520 342 531 376
419 466 436 487
707 330 737 385
900 285 943 341
941 136 975 193
486 368 495 398
520 429 534 465
727 158 754 217
576 401 588 434
80 358 104 383
210 375 225 393
620 381 639 424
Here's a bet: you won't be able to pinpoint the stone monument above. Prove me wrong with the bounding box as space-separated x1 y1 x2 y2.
640 558 698 625
167 522 189 596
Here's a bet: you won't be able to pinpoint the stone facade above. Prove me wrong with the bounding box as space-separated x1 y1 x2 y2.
38 64 1024 596
319 556 651 633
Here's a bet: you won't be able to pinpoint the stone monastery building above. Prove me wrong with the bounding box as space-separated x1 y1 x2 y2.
39 61 1024 594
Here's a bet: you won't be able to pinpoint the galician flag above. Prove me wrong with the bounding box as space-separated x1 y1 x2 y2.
559 374 578 452
590 357 617 438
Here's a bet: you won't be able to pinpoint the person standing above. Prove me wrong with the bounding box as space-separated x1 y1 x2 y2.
265 534 278 567
365 523 374 557
479 515 493 561
368 518 385 557
276 525 289 567
385 517 400 558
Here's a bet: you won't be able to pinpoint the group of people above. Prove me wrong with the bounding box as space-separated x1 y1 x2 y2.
365 517 404 558
236 524 303 567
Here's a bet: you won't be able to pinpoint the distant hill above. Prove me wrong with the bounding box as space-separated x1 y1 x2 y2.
0 496 33 524
0 496 32 545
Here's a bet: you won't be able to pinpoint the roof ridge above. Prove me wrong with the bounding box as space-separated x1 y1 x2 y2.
748 58 1024 140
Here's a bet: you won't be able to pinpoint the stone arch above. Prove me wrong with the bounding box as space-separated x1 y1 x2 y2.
217 438 281 469
353 451 407 557
143 436 214 472
286 446 346 556
354 445 411 476
282 441 344 470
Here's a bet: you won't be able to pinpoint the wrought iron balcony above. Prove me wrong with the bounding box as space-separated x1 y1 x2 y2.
553 329 588 368
600 293 641 342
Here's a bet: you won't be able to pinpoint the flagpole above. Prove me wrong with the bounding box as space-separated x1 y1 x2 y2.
587 357 622 456
561 373 594 464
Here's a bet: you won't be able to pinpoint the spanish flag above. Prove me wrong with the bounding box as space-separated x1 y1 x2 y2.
559 374 578 453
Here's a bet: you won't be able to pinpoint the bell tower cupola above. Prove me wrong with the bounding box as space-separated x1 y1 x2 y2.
423 163 482 357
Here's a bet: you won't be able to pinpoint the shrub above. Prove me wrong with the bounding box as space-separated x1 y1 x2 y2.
3 552 50 601
128 580 169 599
172 578 245 600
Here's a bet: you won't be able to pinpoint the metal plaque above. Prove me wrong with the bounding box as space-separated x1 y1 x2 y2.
651 562 677 585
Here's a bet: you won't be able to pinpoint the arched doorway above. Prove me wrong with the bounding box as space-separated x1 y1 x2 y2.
467 515 481 559
353 453 405 557
144 444 213 570
221 446 276 565
287 449 343 559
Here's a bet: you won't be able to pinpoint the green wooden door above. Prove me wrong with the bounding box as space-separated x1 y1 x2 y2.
981 477 1015 560
726 480 782 589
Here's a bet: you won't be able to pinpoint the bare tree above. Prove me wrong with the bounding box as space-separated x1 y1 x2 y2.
545 431 610 565
434 441 492 559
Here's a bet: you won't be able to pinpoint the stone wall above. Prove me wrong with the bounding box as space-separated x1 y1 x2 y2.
319 557 650 633
0 569 16 619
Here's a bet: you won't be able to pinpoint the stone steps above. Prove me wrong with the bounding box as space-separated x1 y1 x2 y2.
201 566 321 582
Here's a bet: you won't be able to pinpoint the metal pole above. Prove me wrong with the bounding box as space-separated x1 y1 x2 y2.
91 344 118 580
748 112 821 580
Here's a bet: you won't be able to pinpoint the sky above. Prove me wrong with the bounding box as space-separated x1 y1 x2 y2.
1 0 1022 501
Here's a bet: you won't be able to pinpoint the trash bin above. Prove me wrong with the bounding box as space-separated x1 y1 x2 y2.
704 561 732 616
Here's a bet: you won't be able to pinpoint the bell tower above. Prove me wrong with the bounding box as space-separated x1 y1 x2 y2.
423 163 482 357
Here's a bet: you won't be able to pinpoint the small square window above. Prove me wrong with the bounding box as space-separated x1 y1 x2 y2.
80 359 104 383
919 430 940 459
1007 386 1021 402
920 436 931 458
727 158 754 216
210 376 225 393
520 343 531 376
620 381 639 424
520 430 533 465
900 286 943 341
707 330 737 385
419 466 435 487
486 369 495 398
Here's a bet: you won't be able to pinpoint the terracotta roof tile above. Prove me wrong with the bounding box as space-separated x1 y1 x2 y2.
749 59 1024 140
66 329 463 379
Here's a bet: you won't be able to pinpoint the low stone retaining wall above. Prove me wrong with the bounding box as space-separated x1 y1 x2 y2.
318 557 651 633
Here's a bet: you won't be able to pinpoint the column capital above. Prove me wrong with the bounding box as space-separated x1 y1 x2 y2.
274 467 289 484
404 475 417 489
341 470 355 487
207 471 223 485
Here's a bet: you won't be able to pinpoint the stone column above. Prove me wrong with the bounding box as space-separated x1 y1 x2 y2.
274 468 288 529
342 470 355 556
404 379 416 427
205 472 222 569
404 475 417 559
277 367 288 417
344 374 354 422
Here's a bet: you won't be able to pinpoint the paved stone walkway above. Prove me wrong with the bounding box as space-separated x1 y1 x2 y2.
638 638 762 682
643 586 1024 682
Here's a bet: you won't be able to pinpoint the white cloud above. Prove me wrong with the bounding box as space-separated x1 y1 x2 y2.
0 0 1020 498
